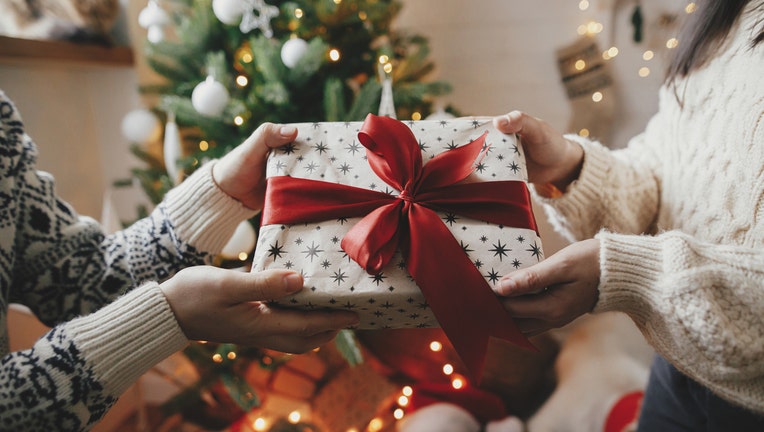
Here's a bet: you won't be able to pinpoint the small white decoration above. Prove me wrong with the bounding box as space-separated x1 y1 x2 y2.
212 0 245 25
163 112 182 184
138 0 171 43
239 0 280 37
121 108 160 143
280 37 308 68
221 220 257 259
191 76 230 117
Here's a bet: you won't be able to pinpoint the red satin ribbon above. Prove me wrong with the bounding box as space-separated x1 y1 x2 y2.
262 114 538 381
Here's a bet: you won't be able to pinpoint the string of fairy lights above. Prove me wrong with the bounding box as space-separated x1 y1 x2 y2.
573 0 697 137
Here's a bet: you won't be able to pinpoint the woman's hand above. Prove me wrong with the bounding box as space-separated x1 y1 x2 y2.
493 111 584 191
161 266 360 354
212 123 298 211
495 239 601 337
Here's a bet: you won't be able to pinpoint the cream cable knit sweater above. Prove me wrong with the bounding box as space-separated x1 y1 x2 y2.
0 91 255 430
534 2 764 414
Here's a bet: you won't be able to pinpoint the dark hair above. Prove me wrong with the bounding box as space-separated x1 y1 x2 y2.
666 0 764 83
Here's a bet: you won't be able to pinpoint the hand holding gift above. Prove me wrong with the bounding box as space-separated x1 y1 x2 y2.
253 114 545 380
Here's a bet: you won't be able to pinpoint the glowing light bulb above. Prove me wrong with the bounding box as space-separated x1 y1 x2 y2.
411 112 421 121
398 395 409 406
443 364 454 375
393 409 405 420
234 116 244 126
429 341 442 352
199 140 209 151
643 50 654 61
379 55 389 64
253 418 267 431
236 75 248 87
578 128 590 137
212 353 223 363
578 0 589 11
592 91 603 102
575 59 586 70
295 8 303 18
685 2 697 13
329 48 341 61
452 377 464 389
288 411 301 424
368 418 384 432
639 67 651 77
402 386 413 396
227 351 237 360
242 53 253 63
666 38 679 49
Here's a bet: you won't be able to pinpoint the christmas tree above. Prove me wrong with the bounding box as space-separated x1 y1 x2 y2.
120 1 454 429
127 0 452 203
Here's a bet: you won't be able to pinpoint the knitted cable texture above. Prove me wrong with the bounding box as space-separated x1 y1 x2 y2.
533 2 764 413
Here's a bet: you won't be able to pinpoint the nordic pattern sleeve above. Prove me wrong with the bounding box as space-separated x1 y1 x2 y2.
2 92 255 325
594 230 764 413
0 282 188 431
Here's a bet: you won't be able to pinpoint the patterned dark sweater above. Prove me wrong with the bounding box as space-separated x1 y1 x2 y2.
0 91 255 430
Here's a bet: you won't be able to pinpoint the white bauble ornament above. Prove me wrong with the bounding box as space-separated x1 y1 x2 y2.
191 76 230 117
221 221 257 259
163 112 182 184
212 0 245 25
121 108 160 143
138 0 170 43
281 37 308 68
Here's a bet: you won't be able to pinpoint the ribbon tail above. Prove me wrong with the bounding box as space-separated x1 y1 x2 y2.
406 205 535 383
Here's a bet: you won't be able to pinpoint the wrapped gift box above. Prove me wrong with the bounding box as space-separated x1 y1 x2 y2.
252 115 543 331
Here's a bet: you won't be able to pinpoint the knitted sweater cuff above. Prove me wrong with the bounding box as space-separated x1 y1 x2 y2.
68 282 188 396
593 231 664 325
164 161 258 254
531 135 611 234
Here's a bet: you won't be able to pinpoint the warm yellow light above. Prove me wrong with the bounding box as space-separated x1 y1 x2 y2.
378 55 389 64
443 364 454 375
586 21 603 35
191 158 199 167
199 140 209 151
295 8 304 18
578 0 589 11
236 75 248 87
411 112 421 121
238 252 248 261
333 0 342 4
212 353 223 363
227 351 237 360
234 116 244 126
592 91 603 102
346 429 358 432
577 24 588 35
393 409 405 420
329 48 341 61
242 53 253 63
606 46 618 58
451 377 464 389
685 2 697 14
666 38 679 49
288 411 301 424
638 67 651 77
358 11 367 20
383 62 393 74
252 418 267 431
574 59 586 71
429 341 442 352
398 395 409 406
578 128 590 137
642 50 654 61
402 386 413 397
368 418 384 432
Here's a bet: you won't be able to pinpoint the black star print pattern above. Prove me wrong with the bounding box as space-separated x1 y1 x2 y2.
252 119 543 329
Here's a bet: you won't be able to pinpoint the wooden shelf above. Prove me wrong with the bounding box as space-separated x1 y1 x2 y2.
0 35 134 67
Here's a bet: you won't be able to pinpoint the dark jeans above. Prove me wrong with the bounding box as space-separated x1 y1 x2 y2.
637 355 764 431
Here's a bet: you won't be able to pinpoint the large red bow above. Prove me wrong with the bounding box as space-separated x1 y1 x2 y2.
262 114 538 381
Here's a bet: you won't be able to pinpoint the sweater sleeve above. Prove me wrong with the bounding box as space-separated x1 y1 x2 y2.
531 133 661 242
0 282 188 431
594 230 764 412
2 91 255 325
